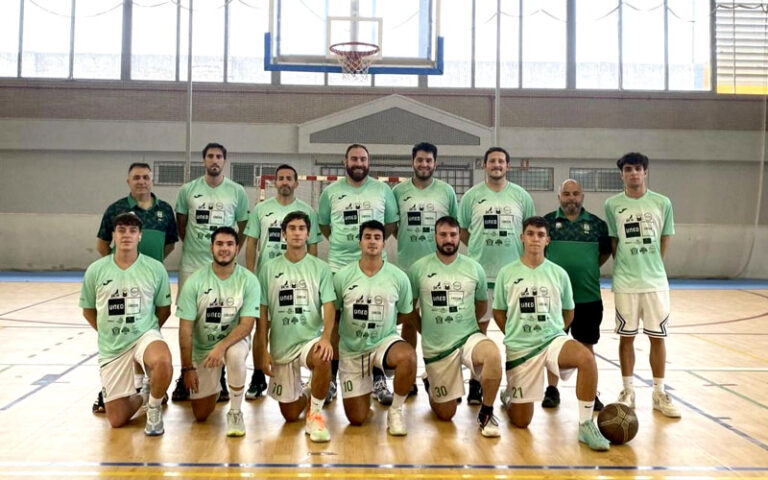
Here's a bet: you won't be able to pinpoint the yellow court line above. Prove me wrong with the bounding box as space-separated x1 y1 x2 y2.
690 334 768 364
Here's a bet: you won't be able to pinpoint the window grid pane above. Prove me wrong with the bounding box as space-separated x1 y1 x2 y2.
154 162 206 186
569 167 623 192
507 167 553 191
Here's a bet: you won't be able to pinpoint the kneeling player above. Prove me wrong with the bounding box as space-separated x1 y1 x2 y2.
493 217 610 451
80 212 173 435
409 216 502 437
177 226 259 437
334 220 417 435
258 211 335 443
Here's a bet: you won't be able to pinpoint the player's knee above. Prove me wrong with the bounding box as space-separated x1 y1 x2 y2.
148 355 172 377
311 351 331 372
280 405 302 423
346 410 367 426
432 404 457 421
106 412 128 428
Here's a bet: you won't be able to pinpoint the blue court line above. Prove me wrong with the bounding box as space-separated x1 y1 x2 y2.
0 352 97 411
593 352 768 452
1 460 768 472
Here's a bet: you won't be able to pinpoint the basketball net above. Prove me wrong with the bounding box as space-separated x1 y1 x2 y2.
329 42 380 80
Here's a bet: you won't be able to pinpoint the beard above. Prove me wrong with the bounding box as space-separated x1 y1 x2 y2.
562 202 582 215
213 255 234 266
436 242 457 256
414 168 434 181
206 165 222 177
346 164 369 182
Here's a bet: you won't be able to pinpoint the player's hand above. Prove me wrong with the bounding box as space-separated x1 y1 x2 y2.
260 352 274 377
202 345 226 368
183 370 199 393
314 337 334 362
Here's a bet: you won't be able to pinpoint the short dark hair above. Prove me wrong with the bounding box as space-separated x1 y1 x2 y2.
483 147 510 164
412 142 438 161
435 215 459 230
128 162 151 173
275 164 298 180
345 143 369 158
113 212 142 231
522 216 549 236
202 142 227 159
358 220 385 240
617 152 649 170
211 226 237 243
281 211 311 231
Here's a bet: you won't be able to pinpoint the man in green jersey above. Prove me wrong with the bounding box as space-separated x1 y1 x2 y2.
493 217 609 451
542 179 611 411
333 220 416 436
409 216 502 437
258 211 335 443
458 147 535 405
393 142 458 396
244 164 322 401
92 162 178 414
605 152 680 418
318 144 399 406
173 142 250 402
80 213 173 436
177 226 259 437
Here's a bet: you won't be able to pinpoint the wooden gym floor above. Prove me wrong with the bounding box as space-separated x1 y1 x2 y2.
0 274 767 480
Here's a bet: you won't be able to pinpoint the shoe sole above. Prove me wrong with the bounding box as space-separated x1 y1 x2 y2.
310 434 331 443
653 406 681 418
388 430 407 436
144 429 164 436
467 399 482 406
226 430 245 437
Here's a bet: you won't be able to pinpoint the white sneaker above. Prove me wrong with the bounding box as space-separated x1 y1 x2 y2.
305 411 331 443
500 388 510 409
652 391 681 418
387 406 407 436
477 412 501 438
617 388 636 409
226 410 246 437
144 405 164 436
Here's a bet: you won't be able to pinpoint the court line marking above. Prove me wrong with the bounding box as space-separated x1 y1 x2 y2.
0 352 97 411
687 371 768 410
592 352 768 452
689 334 768 364
0 291 79 317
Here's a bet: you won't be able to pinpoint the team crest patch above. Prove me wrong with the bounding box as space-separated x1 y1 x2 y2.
555 222 562 229
583 223 590 233
157 211 164 219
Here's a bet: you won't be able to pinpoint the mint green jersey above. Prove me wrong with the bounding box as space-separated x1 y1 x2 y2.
259 254 336 364
317 177 398 272
493 259 573 361
176 264 260 364
408 254 486 362
392 179 458 269
604 190 674 293
79 254 171 366
175 176 249 272
458 181 535 283
243 197 322 273
333 261 413 356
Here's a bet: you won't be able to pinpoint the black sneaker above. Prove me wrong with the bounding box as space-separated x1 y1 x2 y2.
372 378 393 406
324 378 337 406
408 383 418 397
467 379 482 405
92 390 105 414
171 376 189 402
542 385 560 408
593 394 604 412
245 370 268 400
218 370 229 403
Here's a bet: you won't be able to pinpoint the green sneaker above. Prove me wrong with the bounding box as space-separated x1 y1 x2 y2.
226 410 246 437
305 411 331 443
578 420 610 451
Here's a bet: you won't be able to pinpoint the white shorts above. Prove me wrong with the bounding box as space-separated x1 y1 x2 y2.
339 334 404 399
504 336 575 404
424 333 493 403
614 291 670 337
100 329 166 403
189 338 250 400
268 338 319 403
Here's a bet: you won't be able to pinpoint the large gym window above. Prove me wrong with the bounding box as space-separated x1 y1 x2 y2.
569 168 624 192
507 166 554 191
153 162 205 186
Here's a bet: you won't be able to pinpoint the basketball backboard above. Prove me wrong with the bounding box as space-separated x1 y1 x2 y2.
265 0 443 75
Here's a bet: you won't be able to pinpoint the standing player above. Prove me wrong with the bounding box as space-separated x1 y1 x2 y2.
173 142 249 402
244 164 322 400
605 152 680 417
92 162 177 414
334 220 417 435
258 211 335 443
80 213 173 435
458 147 535 404
318 144 399 405
177 227 258 437
408 216 502 437
393 142 458 395
542 179 611 410
493 217 609 451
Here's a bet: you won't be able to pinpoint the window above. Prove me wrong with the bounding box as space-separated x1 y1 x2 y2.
507 166 554 191
228 0 270 84
154 162 205 186
522 0 566 88
179 0 225 82
622 0 665 90
231 163 281 187
0 1 20 77
576 0 619 89
428 1 472 88
668 0 710 91
132 1 177 81
21 0 71 78
569 167 623 192
475 0 521 88
716 1 768 94
73 0 122 79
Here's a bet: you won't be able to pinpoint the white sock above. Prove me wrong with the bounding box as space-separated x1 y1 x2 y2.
310 395 324 414
653 377 665 394
622 376 634 390
391 393 406 409
148 394 162 408
229 387 244 411
578 400 594 423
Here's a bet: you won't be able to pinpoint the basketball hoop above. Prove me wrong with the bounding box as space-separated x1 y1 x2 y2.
329 41 380 79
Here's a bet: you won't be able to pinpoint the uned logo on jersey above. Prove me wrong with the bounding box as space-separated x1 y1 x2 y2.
205 306 222 323
343 209 359 225
279 289 294 306
483 214 498 229
519 296 536 313
108 298 125 316
268 227 282 242
624 222 641 238
353 304 369 320
195 209 210 224
407 211 421 226
431 290 448 306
